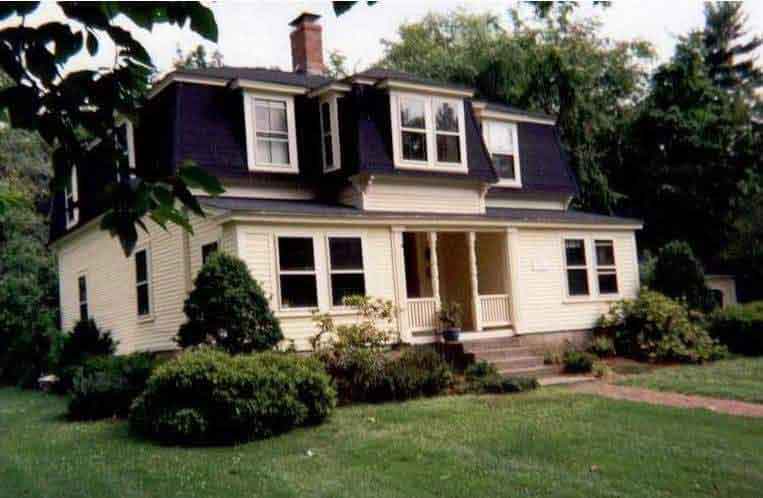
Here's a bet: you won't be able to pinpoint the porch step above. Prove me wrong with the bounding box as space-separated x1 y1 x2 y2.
488 355 546 371
461 336 521 352
471 346 537 361
498 364 560 378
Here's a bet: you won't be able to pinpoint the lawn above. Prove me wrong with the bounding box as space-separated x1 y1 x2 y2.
1 388 762 498
619 357 763 404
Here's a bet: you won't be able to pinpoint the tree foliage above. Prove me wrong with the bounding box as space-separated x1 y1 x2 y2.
173 44 223 70
0 2 222 255
176 253 283 354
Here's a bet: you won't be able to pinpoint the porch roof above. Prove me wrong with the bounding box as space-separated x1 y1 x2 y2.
199 196 642 227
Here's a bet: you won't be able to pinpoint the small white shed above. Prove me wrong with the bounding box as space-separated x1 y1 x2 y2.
705 275 738 308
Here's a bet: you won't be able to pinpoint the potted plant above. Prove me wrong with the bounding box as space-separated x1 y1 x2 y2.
439 301 463 342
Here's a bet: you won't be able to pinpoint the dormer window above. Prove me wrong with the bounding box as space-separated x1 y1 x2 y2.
64 165 79 229
390 92 467 172
319 94 341 172
483 120 522 188
244 93 299 174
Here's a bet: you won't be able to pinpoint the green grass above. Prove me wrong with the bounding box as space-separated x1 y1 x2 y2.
619 357 763 404
2 388 762 497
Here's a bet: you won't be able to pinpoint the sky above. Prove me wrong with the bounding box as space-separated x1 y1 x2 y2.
3 1 763 77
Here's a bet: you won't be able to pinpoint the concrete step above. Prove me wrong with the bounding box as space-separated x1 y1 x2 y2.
472 346 537 361
461 336 520 352
489 356 546 370
498 364 560 378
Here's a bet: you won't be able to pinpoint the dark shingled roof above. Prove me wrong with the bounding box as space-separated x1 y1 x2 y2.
173 66 332 89
481 101 556 122
199 196 641 226
351 68 474 92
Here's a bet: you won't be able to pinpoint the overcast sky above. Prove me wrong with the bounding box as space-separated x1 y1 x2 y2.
4 1 763 77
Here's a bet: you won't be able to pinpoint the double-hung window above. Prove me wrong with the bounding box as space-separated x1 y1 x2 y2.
564 239 589 297
246 94 298 173
595 240 618 295
64 165 79 228
114 120 136 182
393 93 466 171
135 248 152 317
277 237 318 309
78 275 88 321
320 96 341 172
483 120 521 187
328 237 366 306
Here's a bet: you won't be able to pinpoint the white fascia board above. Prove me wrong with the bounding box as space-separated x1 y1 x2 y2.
480 109 556 126
147 73 228 99
307 83 352 98
377 79 474 98
231 79 307 95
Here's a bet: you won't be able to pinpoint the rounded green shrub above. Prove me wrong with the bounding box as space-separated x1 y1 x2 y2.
176 253 283 354
129 348 336 445
708 301 763 355
54 319 116 392
382 347 452 400
68 353 156 420
464 360 499 381
651 241 713 310
563 351 596 373
598 289 727 363
588 335 616 357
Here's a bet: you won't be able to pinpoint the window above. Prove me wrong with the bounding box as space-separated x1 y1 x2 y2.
64 165 79 228
245 93 298 173
482 120 521 186
202 242 218 265
595 240 618 295
328 237 366 306
114 120 136 182
78 275 88 321
434 100 461 163
319 96 341 172
392 93 466 171
564 239 589 296
277 237 318 309
135 248 151 316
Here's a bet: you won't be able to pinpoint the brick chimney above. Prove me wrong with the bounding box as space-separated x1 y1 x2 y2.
289 12 326 75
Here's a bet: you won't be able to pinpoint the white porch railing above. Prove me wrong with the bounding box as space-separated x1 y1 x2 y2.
479 294 512 328
407 297 438 332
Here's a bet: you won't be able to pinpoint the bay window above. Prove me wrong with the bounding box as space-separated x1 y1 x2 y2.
328 237 366 306
392 92 466 171
277 236 318 309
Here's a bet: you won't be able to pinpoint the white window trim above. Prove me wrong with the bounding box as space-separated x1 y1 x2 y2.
482 119 523 188
560 236 621 303
320 94 342 173
135 246 154 320
325 234 367 309
77 272 88 321
64 165 79 229
274 234 320 312
243 92 299 174
389 91 468 173
594 239 620 296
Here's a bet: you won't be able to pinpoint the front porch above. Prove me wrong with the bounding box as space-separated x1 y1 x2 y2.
392 228 521 343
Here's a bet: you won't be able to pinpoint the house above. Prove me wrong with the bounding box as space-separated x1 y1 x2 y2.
50 13 642 355
705 275 738 308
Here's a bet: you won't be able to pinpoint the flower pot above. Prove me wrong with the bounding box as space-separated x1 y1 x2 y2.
442 328 461 342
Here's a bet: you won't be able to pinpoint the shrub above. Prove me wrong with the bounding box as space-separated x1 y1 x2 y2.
54 319 116 392
563 351 596 373
588 336 616 357
467 374 539 394
68 353 156 420
708 301 763 355
651 241 714 310
176 253 283 354
597 289 727 363
312 296 398 403
592 361 613 379
382 348 452 400
464 360 499 381
129 348 336 444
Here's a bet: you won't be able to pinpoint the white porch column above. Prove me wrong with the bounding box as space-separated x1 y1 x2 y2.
468 231 483 332
390 227 410 342
428 232 440 314
504 228 522 334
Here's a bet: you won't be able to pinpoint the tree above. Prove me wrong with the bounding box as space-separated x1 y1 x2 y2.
379 8 653 212
327 49 349 79
703 2 762 98
176 253 283 354
173 44 224 69
0 3 222 255
651 241 711 310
